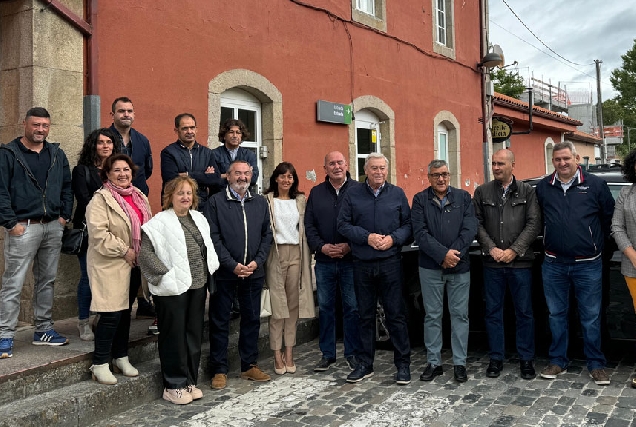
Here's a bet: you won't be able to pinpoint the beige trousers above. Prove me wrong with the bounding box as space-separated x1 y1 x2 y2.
269 244 301 350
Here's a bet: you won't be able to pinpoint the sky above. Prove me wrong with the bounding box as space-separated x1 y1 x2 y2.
488 0 636 104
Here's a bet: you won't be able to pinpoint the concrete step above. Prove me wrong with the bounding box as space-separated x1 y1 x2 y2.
0 316 318 427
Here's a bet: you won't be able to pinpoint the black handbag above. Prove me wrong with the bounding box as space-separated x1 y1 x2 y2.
61 223 87 256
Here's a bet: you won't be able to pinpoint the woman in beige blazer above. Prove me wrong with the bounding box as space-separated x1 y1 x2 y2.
85 154 152 385
611 150 636 388
265 162 315 375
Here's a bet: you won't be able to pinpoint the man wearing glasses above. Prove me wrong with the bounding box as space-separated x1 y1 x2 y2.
412 159 478 383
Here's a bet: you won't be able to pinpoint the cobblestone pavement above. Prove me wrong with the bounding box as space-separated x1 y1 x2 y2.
93 340 636 427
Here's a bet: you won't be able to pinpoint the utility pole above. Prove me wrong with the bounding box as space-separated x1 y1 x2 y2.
595 59 606 163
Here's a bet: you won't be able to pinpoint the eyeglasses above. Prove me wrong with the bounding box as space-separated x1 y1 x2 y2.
429 172 450 179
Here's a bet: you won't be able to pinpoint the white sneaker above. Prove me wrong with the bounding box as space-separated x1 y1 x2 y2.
163 388 193 405
186 384 203 400
78 319 94 341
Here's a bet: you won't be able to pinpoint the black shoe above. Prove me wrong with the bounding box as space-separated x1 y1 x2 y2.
395 365 411 385
346 356 360 371
346 364 374 383
314 357 336 372
136 298 156 319
420 363 443 381
230 296 241 319
486 359 503 378
520 360 536 380
454 365 468 382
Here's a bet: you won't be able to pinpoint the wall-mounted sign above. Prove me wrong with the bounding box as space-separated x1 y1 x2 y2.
492 117 513 143
317 100 352 125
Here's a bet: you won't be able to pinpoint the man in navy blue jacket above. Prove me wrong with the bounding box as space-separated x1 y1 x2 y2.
337 153 412 385
109 97 153 196
204 160 273 390
412 159 477 383
305 151 362 372
212 118 259 190
536 142 615 386
161 113 223 210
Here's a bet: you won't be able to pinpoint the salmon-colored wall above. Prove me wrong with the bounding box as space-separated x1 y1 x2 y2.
95 0 483 211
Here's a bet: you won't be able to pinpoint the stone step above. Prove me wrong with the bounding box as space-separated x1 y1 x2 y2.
0 317 318 427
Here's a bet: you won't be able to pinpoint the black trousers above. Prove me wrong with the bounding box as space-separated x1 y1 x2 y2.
154 286 207 389
93 267 142 364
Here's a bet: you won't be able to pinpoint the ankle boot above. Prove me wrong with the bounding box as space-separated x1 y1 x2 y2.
78 319 94 341
113 356 139 377
90 363 117 385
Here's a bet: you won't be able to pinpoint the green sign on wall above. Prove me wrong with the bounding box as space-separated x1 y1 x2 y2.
317 100 352 125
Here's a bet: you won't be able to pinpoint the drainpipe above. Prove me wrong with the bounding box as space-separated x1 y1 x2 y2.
480 0 490 183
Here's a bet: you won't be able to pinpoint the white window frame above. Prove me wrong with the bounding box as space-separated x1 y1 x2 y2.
356 0 375 16
220 88 263 192
436 0 446 46
354 109 381 182
437 124 449 162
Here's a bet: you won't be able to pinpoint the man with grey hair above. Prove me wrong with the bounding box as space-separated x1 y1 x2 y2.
338 152 412 385
412 159 477 383
536 141 614 385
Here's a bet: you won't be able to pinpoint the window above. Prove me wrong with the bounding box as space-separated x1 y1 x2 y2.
356 0 375 15
436 0 446 46
431 0 455 59
220 88 263 192
351 0 386 32
544 138 554 174
354 109 380 182
437 124 448 162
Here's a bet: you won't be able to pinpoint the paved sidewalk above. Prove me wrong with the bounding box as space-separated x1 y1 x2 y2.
93 341 636 427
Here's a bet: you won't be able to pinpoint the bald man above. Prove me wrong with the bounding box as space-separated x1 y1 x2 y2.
473 149 540 380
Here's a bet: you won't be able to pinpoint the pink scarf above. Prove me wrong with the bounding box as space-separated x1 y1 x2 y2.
104 181 151 259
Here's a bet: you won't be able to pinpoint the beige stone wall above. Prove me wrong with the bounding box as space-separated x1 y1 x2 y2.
0 0 84 324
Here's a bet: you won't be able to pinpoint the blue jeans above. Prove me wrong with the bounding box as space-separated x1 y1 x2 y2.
542 257 606 371
419 268 470 366
0 220 64 338
354 256 410 368
209 276 263 373
77 252 92 320
483 266 534 361
315 260 362 360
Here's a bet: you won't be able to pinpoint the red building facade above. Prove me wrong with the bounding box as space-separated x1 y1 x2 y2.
91 0 485 208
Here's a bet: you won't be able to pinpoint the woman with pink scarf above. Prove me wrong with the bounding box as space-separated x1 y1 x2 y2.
85 154 152 385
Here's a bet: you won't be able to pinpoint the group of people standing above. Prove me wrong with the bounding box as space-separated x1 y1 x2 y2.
1 102 634 409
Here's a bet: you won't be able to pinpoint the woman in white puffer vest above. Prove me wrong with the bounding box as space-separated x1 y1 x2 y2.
139 176 219 405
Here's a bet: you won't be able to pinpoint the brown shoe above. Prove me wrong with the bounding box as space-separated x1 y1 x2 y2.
210 373 227 390
590 368 610 386
240 365 271 382
540 364 566 379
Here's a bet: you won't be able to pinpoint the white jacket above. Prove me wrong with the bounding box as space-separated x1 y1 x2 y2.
142 209 219 296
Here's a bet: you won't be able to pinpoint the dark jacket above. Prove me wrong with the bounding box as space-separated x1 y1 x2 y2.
71 164 103 228
536 167 615 263
337 181 412 261
0 138 73 230
411 186 478 274
204 186 273 281
473 177 541 268
161 141 224 209
305 173 359 263
109 125 153 196
212 145 259 187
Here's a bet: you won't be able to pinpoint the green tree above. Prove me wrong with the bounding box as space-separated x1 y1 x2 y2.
490 67 525 99
608 39 636 155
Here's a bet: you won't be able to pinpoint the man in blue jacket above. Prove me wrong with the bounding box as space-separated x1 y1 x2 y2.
338 152 412 385
109 97 153 196
161 113 223 210
412 159 478 383
212 118 259 190
536 142 615 386
204 160 273 390
0 107 73 358
305 151 362 372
